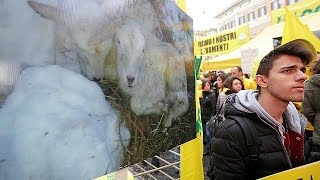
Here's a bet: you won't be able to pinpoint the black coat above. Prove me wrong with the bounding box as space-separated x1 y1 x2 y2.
200 90 217 123
211 95 296 180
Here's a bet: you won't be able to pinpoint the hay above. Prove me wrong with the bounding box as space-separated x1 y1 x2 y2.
96 61 195 166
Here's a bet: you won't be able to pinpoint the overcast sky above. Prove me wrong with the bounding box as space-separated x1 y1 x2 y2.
185 0 238 30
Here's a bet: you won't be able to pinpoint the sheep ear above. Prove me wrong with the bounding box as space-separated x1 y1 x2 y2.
27 1 68 25
88 23 116 45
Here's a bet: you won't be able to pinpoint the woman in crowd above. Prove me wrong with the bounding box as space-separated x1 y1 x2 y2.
206 75 242 177
215 72 229 116
200 79 217 155
224 76 243 95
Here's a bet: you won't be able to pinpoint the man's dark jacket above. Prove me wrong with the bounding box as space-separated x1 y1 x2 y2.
210 93 305 180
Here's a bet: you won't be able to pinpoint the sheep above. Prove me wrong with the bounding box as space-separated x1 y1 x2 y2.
26 0 116 80
0 65 130 180
114 18 189 128
26 0 162 80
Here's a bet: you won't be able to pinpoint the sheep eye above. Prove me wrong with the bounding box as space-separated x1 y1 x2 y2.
117 38 120 44
142 49 144 53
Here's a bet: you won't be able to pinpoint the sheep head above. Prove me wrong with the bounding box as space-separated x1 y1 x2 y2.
115 18 146 93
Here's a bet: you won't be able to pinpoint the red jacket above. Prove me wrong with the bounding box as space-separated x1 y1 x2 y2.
284 129 305 167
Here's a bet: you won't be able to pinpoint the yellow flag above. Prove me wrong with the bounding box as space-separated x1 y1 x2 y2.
282 8 320 53
180 56 204 180
177 0 187 13
271 0 320 24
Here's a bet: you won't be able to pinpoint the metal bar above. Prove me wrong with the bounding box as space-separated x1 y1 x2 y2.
168 149 180 157
154 155 180 171
132 164 157 180
133 160 178 179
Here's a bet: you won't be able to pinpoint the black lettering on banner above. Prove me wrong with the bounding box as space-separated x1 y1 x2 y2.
215 32 237 43
202 43 230 54
198 41 202 47
223 35 226 41
296 175 314 180
215 36 220 43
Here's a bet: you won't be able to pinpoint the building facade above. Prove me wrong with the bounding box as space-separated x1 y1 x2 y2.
215 0 301 37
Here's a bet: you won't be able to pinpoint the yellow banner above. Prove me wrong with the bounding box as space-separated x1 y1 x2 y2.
202 58 241 71
259 161 320 180
180 56 204 180
271 0 320 24
177 0 187 13
195 25 249 56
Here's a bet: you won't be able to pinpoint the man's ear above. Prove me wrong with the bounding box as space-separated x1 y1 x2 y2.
256 75 268 88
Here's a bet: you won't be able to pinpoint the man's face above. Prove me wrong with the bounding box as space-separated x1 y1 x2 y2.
231 67 242 78
262 55 307 102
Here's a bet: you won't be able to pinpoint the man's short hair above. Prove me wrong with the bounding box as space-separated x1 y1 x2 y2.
256 39 317 77
233 66 243 73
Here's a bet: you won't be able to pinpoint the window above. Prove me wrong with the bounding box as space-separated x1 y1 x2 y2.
220 26 224 31
230 20 236 28
288 0 297 5
258 6 267 17
238 16 245 25
247 11 255 22
271 0 280 10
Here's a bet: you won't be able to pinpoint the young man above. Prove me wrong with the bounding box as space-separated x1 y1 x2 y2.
230 66 257 90
211 39 317 180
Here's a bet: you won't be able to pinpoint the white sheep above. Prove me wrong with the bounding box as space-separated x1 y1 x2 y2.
26 0 162 80
0 65 130 180
26 0 116 80
114 18 189 128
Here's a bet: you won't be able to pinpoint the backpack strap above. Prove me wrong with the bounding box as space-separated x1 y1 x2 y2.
229 115 261 177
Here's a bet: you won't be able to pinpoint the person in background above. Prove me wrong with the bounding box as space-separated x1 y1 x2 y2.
206 76 242 179
212 39 316 179
302 59 320 163
200 79 217 155
204 71 214 86
212 71 224 96
230 66 257 90
223 76 243 95
294 53 320 139
215 72 229 116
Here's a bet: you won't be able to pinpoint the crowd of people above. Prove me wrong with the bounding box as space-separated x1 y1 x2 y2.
198 39 320 180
